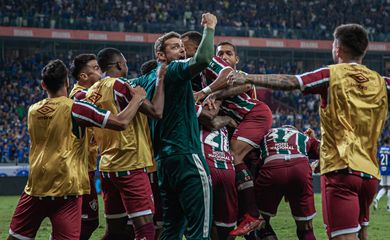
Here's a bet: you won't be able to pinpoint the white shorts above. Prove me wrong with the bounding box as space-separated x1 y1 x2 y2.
380 176 390 186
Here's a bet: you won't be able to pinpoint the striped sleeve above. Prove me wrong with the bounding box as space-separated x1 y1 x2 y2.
72 100 111 128
195 104 203 118
113 78 133 111
73 89 88 101
296 67 330 94
204 56 232 82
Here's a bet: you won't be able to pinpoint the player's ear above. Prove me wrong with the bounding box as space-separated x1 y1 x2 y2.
156 51 167 62
116 62 122 71
79 73 87 81
41 80 47 90
236 55 240 65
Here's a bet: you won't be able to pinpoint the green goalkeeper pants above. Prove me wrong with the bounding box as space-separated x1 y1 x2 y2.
157 153 213 240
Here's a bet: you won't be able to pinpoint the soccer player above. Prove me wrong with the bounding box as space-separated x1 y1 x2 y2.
255 126 320 240
8 59 148 240
69 53 102 239
134 13 216 240
183 34 272 236
181 32 238 240
229 24 388 240
373 136 390 211
89 47 166 240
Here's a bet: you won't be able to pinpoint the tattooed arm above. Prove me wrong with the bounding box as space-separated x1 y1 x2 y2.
228 71 301 91
202 84 252 110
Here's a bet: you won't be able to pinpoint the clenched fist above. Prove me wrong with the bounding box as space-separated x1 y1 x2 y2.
201 13 217 29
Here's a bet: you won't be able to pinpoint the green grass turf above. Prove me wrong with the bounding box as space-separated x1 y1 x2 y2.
1 194 389 239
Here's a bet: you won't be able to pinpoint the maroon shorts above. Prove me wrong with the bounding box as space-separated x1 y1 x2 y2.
321 172 378 238
255 158 316 220
82 171 99 221
232 102 272 148
210 167 238 227
100 169 154 219
9 192 82 240
148 171 163 227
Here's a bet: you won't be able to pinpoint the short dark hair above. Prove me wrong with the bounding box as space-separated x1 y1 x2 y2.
97 48 123 72
140 59 158 75
217 41 237 53
70 54 96 80
385 136 390 145
181 31 202 46
154 31 181 55
333 24 368 58
41 59 68 93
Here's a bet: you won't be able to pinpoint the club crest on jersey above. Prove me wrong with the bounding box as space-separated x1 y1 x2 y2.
88 92 102 103
89 199 98 211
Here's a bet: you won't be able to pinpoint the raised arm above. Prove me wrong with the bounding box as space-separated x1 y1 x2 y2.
138 63 167 119
228 71 301 91
194 67 233 102
188 13 217 77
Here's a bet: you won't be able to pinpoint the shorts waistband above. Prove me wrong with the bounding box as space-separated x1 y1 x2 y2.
100 168 147 178
264 154 307 165
37 195 79 200
333 168 373 179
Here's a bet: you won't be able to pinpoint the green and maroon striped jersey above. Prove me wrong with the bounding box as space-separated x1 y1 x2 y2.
204 56 259 122
259 127 320 163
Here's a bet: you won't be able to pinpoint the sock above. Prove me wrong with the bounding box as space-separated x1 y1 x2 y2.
80 220 99 240
376 188 386 202
216 226 234 240
135 222 155 240
235 163 259 218
387 189 390 209
296 228 316 240
257 220 276 239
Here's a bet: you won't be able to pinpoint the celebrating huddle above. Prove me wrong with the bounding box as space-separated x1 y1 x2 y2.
7 12 390 240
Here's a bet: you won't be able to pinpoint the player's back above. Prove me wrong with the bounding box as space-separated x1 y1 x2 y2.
259 127 313 163
86 77 153 172
320 63 388 178
26 96 89 196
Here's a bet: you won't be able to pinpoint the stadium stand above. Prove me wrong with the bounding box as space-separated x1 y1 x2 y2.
1 0 390 40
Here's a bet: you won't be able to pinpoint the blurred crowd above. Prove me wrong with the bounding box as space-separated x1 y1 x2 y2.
1 0 390 41
1 51 389 164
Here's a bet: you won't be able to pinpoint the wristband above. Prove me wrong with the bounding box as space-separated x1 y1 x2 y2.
202 86 212 95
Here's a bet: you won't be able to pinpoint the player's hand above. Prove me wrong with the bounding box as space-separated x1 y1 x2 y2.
227 70 247 85
226 116 238 128
201 13 217 29
194 91 207 103
128 86 146 101
202 93 217 110
156 62 167 84
304 128 315 138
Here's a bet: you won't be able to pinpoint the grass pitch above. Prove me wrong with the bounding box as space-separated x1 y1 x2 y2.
1 194 389 239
